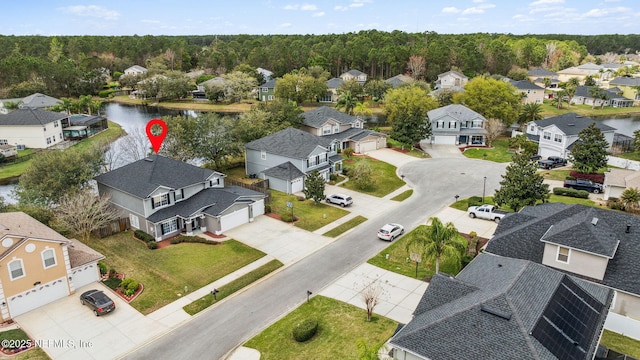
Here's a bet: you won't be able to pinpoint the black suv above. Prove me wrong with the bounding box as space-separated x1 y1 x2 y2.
80 289 116 316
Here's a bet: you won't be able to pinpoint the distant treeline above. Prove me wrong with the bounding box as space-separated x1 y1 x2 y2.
1 31 639 98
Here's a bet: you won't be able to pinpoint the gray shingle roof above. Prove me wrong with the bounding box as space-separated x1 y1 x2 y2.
342 69 365 77
573 85 631 101
427 104 485 122
245 127 334 159
528 68 557 77
532 113 615 136
20 93 61 109
390 252 613 360
261 79 276 89
262 162 305 180
321 127 385 143
510 80 544 90
68 240 105 268
326 77 344 89
301 106 358 128
486 203 640 297
437 70 467 79
94 155 218 199
0 108 67 126
609 77 640 87
385 74 413 87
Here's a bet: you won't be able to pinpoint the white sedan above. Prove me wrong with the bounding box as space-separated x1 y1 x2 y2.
377 223 404 241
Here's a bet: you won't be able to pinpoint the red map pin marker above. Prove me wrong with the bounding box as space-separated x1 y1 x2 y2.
145 119 167 154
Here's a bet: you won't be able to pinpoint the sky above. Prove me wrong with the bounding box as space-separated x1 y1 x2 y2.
1 0 639 36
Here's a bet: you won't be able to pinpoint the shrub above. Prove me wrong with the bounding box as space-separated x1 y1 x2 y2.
108 268 117 279
552 187 589 199
607 197 626 211
265 204 272 213
134 230 154 242
569 171 604 184
98 89 115 98
292 318 318 342
296 195 305 201
97 261 107 275
169 235 219 245
280 213 296 223
120 278 140 296
343 148 355 158
147 241 158 250
329 174 338 182
467 196 483 207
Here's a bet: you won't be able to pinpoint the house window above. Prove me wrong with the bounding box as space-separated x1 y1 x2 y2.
267 95 274 100
52 135 56 142
323 126 331 135
355 121 361 128
54 121 59 128
262 87 268 92
437 121 445 129
333 125 339 133
557 246 570 263
46 137 52 145
129 214 140 229
448 121 457 129
471 121 483 128
42 248 56 268
8 259 25 280
554 134 562 143
543 132 551 140
261 150 266 160
161 219 178 235
471 136 483 145
0 139 7 145
174 189 184 201
529 125 535 132
152 193 170 208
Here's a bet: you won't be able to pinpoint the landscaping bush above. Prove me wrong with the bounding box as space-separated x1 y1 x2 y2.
120 278 140 296
97 261 107 276
134 230 154 242
147 241 158 249
292 318 318 342
264 204 272 213
280 213 295 223
169 235 219 245
329 174 338 182
607 197 626 211
296 195 305 201
569 171 604 184
467 196 483 207
98 89 115 98
108 268 117 279
552 187 590 199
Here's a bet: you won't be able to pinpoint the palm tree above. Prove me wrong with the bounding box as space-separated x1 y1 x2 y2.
407 217 466 274
564 86 576 106
518 103 543 128
335 91 358 115
353 102 373 118
552 89 567 109
621 187 640 213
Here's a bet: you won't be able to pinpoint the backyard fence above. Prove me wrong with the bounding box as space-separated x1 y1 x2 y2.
225 178 272 202
92 217 130 238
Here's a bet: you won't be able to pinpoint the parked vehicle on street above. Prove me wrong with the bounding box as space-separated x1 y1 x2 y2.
325 193 353 207
538 156 567 169
80 289 116 316
467 204 508 223
377 223 404 241
563 179 603 193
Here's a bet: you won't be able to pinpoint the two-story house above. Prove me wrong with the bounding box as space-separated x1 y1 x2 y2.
244 127 342 194
426 104 486 146
257 79 276 102
385 74 413 88
609 77 640 103
524 113 616 158
0 212 105 320
257 68 273 82
124 65 148 76
434 70 468 90
527 67 560 89
339 69 367 85
95 155 266 239
509 79 545 104
299 106 386 153
389 252 612 360
486 203 640 340
319 78 344 103
0 108 69 149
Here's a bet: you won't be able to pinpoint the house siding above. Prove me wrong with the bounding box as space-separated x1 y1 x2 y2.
97 184 145 215
612 291 640 320
541 243 609 280
246 150 305 177
0 122 65 149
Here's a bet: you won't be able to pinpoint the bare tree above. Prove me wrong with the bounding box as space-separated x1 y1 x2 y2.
359 277 387 321
485 118 505 147
118 127 151 163
53 190 120 242
406 55 426 80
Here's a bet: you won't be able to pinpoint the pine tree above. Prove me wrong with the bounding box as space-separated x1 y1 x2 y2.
303 169 325 205
493 152 550 212
569 123 609 174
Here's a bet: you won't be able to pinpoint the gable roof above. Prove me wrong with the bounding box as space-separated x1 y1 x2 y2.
326 77 344 89
301 106 358 128
427 104 486 122
573 85 631 101
437 70 467 79
609 77 640 87
261 79 276 89
390 252 612 360
605 168 640 188
199 77 226 86
527 68 557 77
68 240 105 268
245 127 334 159
262 162 305 180
509 80 544 90
0 107 67 126
256 67 273 76
94 155 220 199
341 69 366 77
0 212 71 260
531 113 615 136
385 74 413 87
125 65 147 73
486 203 640 297
20 93 61 109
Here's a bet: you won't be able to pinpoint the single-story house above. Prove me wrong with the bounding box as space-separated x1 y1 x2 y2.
485 203 640 340
389 252 612 360
609 77 640 103
0 212 105 320
570 86 634 108
95 155 266 239
385 74 413 88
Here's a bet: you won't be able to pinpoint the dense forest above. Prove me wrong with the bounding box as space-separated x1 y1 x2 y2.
1 31 639 98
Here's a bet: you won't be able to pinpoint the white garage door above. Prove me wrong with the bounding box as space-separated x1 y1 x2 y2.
539 146 559 159
251 199 265 217
358 141 377 153
220 207 249 232
433 135 456 145
9 277 69 317
71 263 100 289
291 178 304 193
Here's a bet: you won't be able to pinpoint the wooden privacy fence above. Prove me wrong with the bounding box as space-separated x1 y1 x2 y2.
224 178 271 202
92 217 130 238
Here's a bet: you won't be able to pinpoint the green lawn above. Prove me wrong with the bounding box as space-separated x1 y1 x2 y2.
600 330 640 358
340 156 405 197
368 225 467 279
391 189 413 201
462 138 514 163
183 259 283 315
617 152 640 161
0 329 50 359
244 296 397 360
0 149 37 181
269 192 349 231
540 169 571 181
386 139 429 158
450 194 594 210
322 215 368 237
539 101 640 117
85 232 266 314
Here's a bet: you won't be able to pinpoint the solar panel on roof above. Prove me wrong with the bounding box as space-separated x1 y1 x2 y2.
532 276 605 360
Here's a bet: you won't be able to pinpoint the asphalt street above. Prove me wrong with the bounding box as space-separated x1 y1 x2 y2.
121 157 507 360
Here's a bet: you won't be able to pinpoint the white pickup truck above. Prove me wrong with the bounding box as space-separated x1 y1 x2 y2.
467 204 508 223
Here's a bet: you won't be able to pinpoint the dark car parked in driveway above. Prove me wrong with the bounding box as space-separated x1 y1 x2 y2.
81 289 116 316
538 156 567 169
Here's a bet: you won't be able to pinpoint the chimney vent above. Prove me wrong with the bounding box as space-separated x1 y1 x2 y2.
626 224 631 233
591 217 599 226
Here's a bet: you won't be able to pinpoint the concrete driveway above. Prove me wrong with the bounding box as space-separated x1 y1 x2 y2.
16 284 167 360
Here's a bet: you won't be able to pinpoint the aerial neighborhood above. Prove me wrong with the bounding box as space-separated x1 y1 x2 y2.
2 30 640 360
